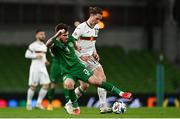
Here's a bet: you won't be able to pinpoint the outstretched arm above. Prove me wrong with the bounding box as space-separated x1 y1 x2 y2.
46 29 65 47
25 49 43 59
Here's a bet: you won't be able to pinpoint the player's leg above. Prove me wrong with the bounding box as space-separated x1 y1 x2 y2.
36 83 49 109
93 66 112 113
47 82 56 110
80 60 131 99
75 80 89 98
88 75 132 99
63 76 80 115
36 72 50 110
76 63 132 99
66 80 89 110
85 57 111 113
26 85 36 110
26 71 37 110
47 62 60 110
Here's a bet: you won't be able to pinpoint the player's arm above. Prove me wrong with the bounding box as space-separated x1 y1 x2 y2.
44 54 50 65
46 29 65 47
73 41 91 61
72 25 91 61
92 48 100 61
25 46 43 59
74 41 83 58
92 25 100 61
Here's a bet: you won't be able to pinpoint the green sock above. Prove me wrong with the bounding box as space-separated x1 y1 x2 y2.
64 89 70 103
48 88 55 104
100 81 122 96
69 89 79 108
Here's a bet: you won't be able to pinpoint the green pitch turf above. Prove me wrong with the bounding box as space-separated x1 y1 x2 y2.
0 107 180 118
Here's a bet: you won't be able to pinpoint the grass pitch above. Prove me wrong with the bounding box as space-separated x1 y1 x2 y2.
0 107 180 118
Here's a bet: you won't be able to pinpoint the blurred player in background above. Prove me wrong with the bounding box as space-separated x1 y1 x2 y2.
25 29 50 110
71 6 113 113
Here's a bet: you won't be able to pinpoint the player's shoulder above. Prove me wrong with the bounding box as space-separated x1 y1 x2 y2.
29 41 36 47
28 41 36 50
68 35 74 39
76 22 86 28
68 35 75 42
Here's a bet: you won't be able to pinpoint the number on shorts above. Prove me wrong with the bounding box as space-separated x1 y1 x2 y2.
83 69 90 76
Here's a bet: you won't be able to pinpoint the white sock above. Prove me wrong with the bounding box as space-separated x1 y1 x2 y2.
75 86 86 98
37 88 47 105
119 91 124 96
66 100 72 105
27 88 35 106
97 87 107 107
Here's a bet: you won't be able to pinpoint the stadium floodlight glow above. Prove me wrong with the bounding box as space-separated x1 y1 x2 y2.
98 21 105 29
102 10 110 18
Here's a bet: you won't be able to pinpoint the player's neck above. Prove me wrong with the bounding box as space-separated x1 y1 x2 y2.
86 19 95 28
37 39 44 43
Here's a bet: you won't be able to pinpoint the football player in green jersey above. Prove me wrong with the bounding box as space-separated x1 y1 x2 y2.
47 25 68 111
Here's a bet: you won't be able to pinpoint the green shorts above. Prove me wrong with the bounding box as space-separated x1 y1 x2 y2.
62 63 92 82
50 59 63 83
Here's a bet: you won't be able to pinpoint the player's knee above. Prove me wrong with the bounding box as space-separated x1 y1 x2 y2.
64 79 75 90
50 82 56 89
88 76 101 86
30 85 36 90
42 84 49 90
99 74 106 81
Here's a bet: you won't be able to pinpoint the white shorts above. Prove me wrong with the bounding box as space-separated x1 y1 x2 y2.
28 70 50 86
82 57 101 71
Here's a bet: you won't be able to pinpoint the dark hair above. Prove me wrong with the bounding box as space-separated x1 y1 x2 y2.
89 6 102 15
35 29 44 34
55 23 69 33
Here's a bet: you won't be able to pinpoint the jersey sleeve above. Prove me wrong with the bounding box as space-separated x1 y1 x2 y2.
72 25 82 40
28 43 34 52
25 43 37 59
68 35 75 43
52 38 65 49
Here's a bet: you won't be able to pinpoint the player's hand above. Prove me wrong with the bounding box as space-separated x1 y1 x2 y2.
80 55 91 62
74 41 81 52
36 53 43 59
93 53 100 61
54 29 65 38
76 45 81 52
45 61 50 66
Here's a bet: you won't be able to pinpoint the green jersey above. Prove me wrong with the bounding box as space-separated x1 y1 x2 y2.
51 35 81 74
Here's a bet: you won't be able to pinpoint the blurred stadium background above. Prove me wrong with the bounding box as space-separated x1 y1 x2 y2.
0 0 180 109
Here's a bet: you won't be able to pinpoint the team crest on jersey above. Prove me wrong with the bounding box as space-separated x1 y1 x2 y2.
68 42 73 47
74 32 77 36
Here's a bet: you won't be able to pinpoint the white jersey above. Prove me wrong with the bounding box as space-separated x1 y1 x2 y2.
72 21 99 56
25 41 50 85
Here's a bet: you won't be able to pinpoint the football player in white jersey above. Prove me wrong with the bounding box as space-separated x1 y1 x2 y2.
25 29 50 110
71 6 131 113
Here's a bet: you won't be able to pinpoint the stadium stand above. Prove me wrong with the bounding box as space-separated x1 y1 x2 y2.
0 45 180 94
